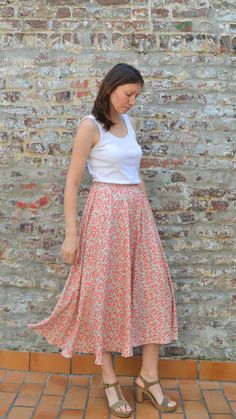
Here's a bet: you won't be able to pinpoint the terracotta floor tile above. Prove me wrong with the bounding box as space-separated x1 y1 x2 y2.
203 390 231 413
44 374 68 395
164 389 183 413
179 382 202 400
162 414 185 419
70 374 90 386
0 351 29 371
85 396 109 418
0 392 16 416
91 374 103 386
229 401 236 415
111 410 135 419
160 379 178 388
211 415 235 418
7 406 34 419
14 383 43 406
136 401 161 418
25 372 49 383
0 369 8 380
90 382 104 397
0 383 21 392
222 383 236 401
110 393 135 419
71 354 101 374
63 386 87 409
4 371 27 383
183 400 209 419
121 387 134 408
200 381 221 389
34 395 62 418
30 352 70 374
90 374 104 396
178 379 200 385
59 410 84 418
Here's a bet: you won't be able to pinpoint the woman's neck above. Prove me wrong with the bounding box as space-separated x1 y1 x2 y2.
110 111 123 125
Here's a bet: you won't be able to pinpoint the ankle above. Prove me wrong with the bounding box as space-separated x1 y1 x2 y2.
139 370 159 382
102 372 117 384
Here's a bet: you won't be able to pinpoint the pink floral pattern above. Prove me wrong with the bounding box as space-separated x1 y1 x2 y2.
28 182 178 365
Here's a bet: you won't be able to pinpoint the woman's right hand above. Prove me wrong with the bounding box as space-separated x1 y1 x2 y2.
60 235 79 265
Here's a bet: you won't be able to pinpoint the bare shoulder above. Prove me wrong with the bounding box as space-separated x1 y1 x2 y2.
128 116 137 130
75 116 99 148
78 117 99 135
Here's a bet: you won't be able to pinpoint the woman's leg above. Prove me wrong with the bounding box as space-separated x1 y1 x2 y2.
136 343 176 408
101 352 132 414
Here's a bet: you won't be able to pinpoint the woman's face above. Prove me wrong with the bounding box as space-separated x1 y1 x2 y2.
109 83 142 114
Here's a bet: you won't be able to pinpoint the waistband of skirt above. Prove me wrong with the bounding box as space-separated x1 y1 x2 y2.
91 181 141 188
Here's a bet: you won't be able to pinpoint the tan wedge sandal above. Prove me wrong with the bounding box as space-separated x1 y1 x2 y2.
135 374 177 412
103 381 132 418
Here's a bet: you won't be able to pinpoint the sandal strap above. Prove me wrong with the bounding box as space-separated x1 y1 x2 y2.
161 395 171 407
103 381 130 411
103 380 119 389
111 399 129 410
138 374 160 390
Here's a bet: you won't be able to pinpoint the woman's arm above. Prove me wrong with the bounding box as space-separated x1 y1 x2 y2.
129 115 148 197
61 118 99 264
138 170 148 196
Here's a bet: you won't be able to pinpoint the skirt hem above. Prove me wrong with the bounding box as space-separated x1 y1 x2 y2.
28 324 178 365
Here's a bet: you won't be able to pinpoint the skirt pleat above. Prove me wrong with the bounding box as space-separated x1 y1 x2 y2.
28 182 178 364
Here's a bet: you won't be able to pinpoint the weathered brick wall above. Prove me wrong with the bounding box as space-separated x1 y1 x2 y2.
1 0 235 360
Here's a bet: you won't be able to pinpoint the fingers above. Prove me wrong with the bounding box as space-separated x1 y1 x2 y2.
74 249 80 264
60 248 76 265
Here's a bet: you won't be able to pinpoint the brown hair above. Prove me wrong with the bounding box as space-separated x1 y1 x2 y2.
92 63 144 131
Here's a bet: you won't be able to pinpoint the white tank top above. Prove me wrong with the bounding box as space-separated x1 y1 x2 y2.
81 114 142 184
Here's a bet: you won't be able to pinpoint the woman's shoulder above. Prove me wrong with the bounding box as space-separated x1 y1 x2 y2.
75 115 99 143
79 114 100 131
126 115 136 131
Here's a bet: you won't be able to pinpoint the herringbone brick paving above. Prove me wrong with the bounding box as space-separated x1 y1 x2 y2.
0 369 235 418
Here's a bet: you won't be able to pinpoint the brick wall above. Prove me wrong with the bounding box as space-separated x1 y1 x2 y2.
0 0 235 361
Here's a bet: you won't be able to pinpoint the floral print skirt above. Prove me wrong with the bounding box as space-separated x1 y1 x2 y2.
28 182 178 365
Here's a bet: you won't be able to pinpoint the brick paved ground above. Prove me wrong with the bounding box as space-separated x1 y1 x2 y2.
0 369 235 418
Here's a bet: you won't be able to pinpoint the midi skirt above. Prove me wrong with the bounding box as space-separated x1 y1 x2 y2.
28 182 178 365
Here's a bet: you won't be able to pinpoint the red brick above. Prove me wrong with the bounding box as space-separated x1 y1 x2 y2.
0 7 14 17
70 80 89 89
24 20 48 30
56 7 71 18
152 8 169 18
96 0 129 4
55 91 71 102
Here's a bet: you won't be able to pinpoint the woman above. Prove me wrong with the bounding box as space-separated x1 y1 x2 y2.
28 63 178 417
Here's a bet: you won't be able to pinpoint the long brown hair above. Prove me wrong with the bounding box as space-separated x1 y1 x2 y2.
92 63 144 131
